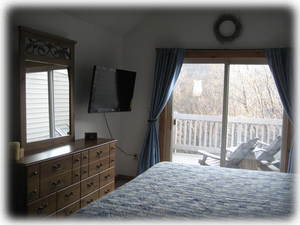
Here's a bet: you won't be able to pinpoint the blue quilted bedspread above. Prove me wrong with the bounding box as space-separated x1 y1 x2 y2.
74 162 294 219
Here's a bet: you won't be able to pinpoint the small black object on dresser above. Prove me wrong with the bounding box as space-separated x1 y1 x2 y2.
85 132 98 141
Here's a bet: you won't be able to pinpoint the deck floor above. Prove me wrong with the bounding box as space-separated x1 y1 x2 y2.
172 152 220 166
172 152 279 172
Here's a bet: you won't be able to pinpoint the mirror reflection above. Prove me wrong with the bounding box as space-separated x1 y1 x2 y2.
25 61 70 143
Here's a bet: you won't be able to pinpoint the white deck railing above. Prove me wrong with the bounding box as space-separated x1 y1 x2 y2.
172 112 282 154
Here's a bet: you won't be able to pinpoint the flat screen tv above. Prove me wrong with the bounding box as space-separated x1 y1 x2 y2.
88 66 136 113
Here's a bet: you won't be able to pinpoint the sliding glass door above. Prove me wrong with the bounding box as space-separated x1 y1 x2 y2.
172 62 283 171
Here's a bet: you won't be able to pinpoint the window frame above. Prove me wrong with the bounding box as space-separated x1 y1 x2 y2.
19 26 76 154
159 49 291 172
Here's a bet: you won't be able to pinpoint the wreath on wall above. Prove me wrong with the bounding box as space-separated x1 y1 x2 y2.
214 14 242 43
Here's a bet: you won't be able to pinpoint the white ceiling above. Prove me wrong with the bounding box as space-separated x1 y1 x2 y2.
61 8 290 38
62 10 149 37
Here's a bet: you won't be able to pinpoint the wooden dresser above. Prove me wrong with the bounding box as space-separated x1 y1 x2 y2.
13 138 117 217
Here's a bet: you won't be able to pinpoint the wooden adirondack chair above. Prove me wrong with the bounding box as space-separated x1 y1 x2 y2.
254 136 282 171
198 138 259 170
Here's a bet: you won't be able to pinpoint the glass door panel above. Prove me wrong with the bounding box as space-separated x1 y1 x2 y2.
172 63 225 165
226 65 283 171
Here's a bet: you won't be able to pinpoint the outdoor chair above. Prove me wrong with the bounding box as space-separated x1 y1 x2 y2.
254 136 282 171
198 138 259 170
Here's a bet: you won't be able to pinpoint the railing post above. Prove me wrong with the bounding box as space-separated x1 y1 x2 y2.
199 121 202 146
193 121 197 146
237 123 242 145
209 122 213 148
266 126 270 143
231 123 235 147
244 124 248 142
214 123 218 148
204 121 208 147
188 120 192 146
174 118 177 146
184 120 187 145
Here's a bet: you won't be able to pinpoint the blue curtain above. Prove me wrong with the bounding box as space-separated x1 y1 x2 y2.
265 48 294 172
137 48 185 174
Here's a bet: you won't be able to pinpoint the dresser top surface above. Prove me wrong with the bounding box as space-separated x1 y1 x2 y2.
18 138 117 166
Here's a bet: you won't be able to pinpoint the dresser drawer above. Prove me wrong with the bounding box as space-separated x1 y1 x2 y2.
57 183 80 210
26 165 40 182
80 165 89 180
40 171 72 197
99 157 110 172
89 145 109 162
81 174 99 197
56 201 80 217
72 153 81 169
109 143 117 155
99 182 114 198
40 156 72 178
80 190 98 208
27 181 39 202
72 168 80 183
81 151 89 165
88 157 109 176
109 153 116 167
26 165 40 202
27 193 56 216
99 168 115 187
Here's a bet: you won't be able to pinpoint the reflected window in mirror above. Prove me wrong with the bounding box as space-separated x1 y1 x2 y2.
25 64 70 143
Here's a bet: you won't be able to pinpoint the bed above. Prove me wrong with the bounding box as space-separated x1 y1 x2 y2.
74 162 293 219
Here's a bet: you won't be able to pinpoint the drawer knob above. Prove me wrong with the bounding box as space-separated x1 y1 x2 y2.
74 173 79 177
104 189 110 194
32 171 39 176
30 189 38 195
82 170 87 174
37 202 48 213
110 159 115 162
96 163 103 169
104 175 111 179
64 192 73 198
87 182 94 187
83 156 88 159
74 158 80 162
52 179 62 186
52 164 61 170
96 151 103 156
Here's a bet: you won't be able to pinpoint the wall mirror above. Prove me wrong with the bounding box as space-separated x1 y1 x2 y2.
19 27 76 152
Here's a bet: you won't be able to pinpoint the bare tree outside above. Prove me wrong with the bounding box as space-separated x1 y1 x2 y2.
173 64 224 116
173 64 283 119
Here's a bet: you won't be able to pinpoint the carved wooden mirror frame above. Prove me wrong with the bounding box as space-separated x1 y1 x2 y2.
19 26 76 153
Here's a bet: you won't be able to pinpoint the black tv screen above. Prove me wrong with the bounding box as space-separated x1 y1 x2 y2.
88 66 136 113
